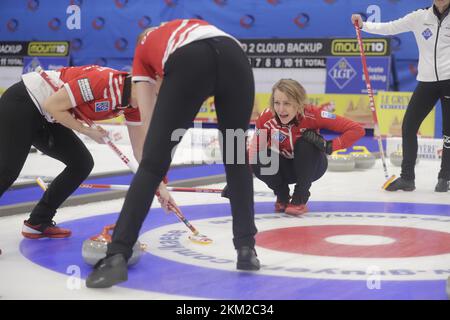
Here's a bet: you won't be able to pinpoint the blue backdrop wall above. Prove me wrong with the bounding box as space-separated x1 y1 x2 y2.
1 0 443 136
0 0 432 91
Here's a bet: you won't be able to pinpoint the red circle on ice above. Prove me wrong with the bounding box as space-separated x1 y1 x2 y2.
256 225 450 258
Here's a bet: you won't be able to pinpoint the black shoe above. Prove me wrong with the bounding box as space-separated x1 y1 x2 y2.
236 246 260 271
435 179 450 192
385 177 415 192
86 254 128 288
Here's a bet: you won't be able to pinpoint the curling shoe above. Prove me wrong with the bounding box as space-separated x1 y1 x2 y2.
435 179 450 192
274 200 288 213
274 194 290 213
86 254 128 288
22 220 71 239
236 246 260 271
285 187 309 216
385 177 415 192
285 203 308 216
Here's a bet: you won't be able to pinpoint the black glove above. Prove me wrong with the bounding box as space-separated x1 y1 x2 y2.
301 129 333 155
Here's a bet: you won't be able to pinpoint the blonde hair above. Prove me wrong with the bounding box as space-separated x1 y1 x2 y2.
270 79 307 117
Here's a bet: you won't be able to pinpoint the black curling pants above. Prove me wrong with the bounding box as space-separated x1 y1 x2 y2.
0 81 94 223
107 37 257 260
252 138 328 204
401 80 450 181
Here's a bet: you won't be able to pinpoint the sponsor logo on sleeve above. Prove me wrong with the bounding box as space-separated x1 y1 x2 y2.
321 110 336 119
95 100 110 112
77 78 94 102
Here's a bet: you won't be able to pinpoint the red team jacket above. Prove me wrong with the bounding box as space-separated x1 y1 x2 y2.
132 19 234 83
60 65 141 124
23 65 141 125
250 106 365 160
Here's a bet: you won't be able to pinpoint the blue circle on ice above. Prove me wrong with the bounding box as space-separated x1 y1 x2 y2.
20 201 450 299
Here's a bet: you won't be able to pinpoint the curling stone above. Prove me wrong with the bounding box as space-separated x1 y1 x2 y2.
389 151 419 167
82 224 145 266
327 149 356 172
350 146 376 169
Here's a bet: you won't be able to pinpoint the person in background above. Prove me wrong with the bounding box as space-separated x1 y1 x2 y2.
352 0 450 192
248 79 365 215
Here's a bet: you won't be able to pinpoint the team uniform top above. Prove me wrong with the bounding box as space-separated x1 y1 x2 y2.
22 65 141 125
132 19 237 83
249 106 365 159
363 7 450 82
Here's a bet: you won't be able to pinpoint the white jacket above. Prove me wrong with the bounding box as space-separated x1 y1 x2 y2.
363 7 450 82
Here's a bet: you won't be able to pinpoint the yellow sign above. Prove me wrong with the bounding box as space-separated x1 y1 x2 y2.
196 93 374 124
331 39 388 56
308 94 374 126
375 91 435 138
27 42 69 56
192 92 434 137
195 97 217 122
